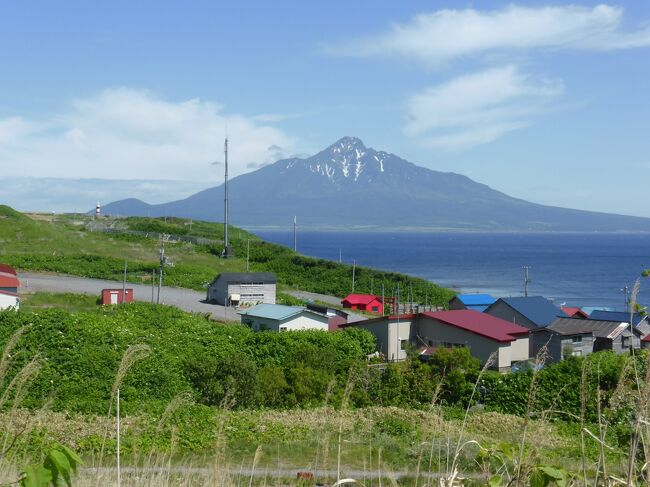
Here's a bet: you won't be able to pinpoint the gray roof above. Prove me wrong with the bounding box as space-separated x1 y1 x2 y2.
213 272 277 284
547 317 633 339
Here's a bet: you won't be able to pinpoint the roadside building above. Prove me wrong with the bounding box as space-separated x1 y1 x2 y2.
531 317 641 362
101 288 134 305
0 290 19 310
0 264 17 275
484 296 566 329
238 303 328 332
341 294 383 314
206 272 276 307
561 307 588 319
0 271 19 294
448 293 496 312
347 310 529 371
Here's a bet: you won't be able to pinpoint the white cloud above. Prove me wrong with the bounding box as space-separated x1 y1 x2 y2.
0 88 295 180
329 4 650 65
405 66 563 149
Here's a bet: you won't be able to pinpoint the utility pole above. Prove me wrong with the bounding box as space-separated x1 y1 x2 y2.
381 283 385 316
371 278 374 295
222 136 232 258
351 260 356 293
396 284 401 361
622 285 630 312
151 269 155 303
522 266 531 297
157 235 165 304
293 216 297 252
246 239 250 272
121 261 127 304
339 248 342 264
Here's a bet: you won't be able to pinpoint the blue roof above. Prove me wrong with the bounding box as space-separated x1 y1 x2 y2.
497 296 566 327
455 294 496 306
238 304 305 321
465 304 490 312
589 310 645 326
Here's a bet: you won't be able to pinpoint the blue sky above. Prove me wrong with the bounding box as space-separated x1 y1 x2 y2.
1 1 649 216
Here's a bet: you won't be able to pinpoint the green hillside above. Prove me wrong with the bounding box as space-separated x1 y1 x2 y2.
0 206 454 305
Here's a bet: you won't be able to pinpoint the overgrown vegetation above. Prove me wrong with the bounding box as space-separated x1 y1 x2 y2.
0 206 453 305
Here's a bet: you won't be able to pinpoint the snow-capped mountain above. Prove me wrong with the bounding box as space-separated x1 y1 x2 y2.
102 137 650 231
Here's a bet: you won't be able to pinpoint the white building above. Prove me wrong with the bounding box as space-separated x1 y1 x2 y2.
0 291 19 311
238 304 328 332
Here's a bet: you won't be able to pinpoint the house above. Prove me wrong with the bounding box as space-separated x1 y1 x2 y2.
449 293 496 312
561 307 588 319
0 272 19 294
101 288 134 305
642 335 650 350
238 304 329 332
0 290 19 311
306 303 349 332
341 294 383 314
531 317 641 363
206 272 276 307
484 296 566 329
588 310 650 337
347 310 530 371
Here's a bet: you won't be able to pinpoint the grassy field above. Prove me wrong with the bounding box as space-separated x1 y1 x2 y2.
0 205 454 305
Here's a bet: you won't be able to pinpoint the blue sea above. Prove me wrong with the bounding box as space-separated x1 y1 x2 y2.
254 231 650 310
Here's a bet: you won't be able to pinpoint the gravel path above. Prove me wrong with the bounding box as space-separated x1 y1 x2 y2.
18 272 240 321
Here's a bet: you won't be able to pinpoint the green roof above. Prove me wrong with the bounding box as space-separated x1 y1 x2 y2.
238 304 306 321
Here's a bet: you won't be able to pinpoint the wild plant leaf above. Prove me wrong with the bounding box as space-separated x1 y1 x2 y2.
538 465 566 482
488 474 503 486
19 465 52 487
44 449 72 487
529 469 550 487
55 444 83 473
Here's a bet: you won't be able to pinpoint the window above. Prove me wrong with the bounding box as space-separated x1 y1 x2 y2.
400 339 408 350
572 349 582 356
571 336 582 343
372 306 379 312
280 326 287 332
622 336 631 348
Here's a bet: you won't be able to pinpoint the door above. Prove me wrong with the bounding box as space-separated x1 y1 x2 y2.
110 292 119 305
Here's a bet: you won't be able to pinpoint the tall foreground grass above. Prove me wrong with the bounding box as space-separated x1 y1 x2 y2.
4 333 650 484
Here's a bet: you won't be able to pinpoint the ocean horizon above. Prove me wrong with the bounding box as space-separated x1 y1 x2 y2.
254 230 650 311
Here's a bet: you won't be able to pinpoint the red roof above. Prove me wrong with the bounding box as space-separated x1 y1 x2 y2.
561 307 588 318
422 310 530 343
642 335 650 343
0 273 19 288
0 264 16 275
342 294 382 305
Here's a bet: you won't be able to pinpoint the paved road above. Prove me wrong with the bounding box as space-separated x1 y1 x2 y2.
18 272 241 321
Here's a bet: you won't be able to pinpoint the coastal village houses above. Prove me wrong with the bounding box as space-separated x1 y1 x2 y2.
531 317 642 363
347 310 530 372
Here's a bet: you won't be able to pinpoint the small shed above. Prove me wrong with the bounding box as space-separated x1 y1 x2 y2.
341 294 383 314
207 272 276 307
0 290 19 311
0 272 19 294
101 288 134 305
